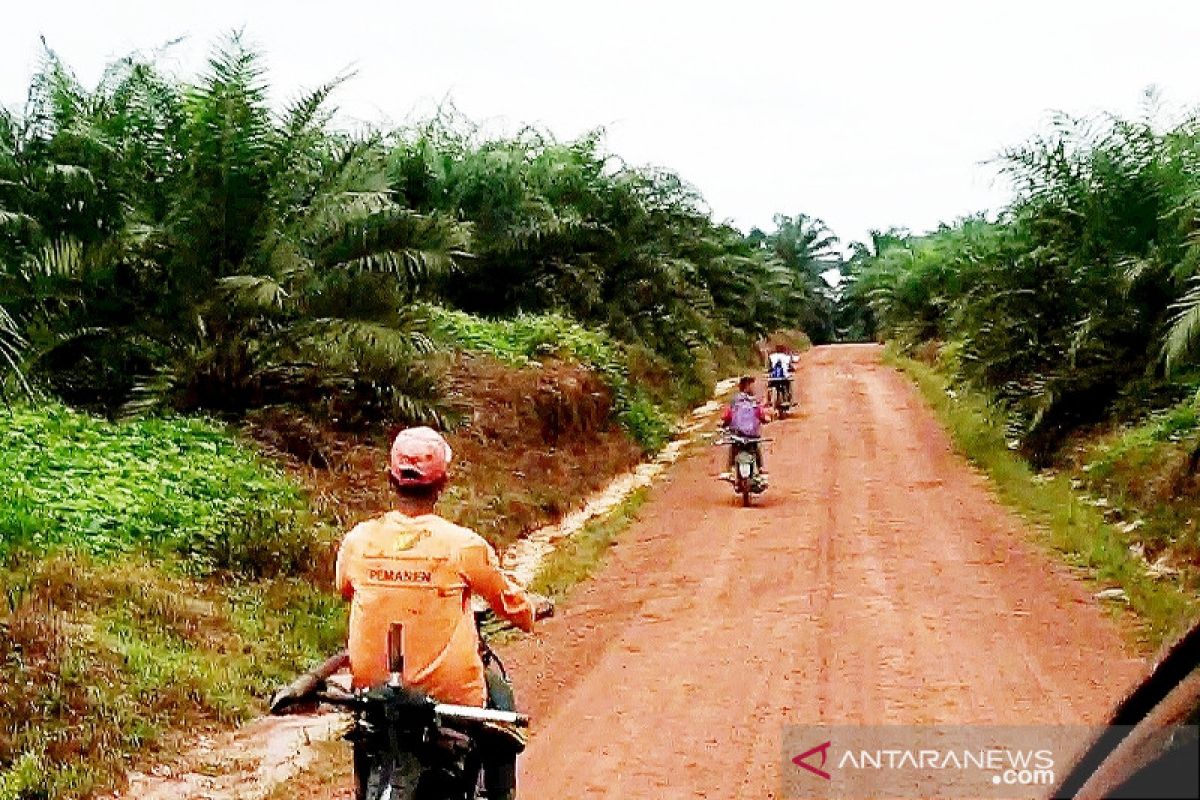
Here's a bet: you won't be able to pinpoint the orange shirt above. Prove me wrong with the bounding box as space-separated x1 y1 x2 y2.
335 511 536 706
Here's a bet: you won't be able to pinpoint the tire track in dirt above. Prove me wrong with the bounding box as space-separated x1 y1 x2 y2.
503 344 1146 799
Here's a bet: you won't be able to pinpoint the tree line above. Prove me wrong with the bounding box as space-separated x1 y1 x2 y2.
843 102 1200 461
0 33 840 426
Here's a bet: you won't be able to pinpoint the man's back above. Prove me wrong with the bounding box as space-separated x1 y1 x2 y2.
336 511 533 705
768 351 791 374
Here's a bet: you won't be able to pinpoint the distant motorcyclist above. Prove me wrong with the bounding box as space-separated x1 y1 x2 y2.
334 426 546 800
767 344 793 378
767 344 794 406
721 376 771 477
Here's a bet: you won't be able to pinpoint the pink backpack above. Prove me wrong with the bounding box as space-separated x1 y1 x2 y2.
729 394 762 437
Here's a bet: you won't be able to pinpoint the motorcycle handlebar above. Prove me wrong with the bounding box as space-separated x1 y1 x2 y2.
304 685 530 728
269 651 349 714
474 594 554 627
434 703 530 728
712 435 773 445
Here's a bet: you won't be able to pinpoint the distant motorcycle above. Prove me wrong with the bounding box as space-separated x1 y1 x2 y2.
766 374 793 418
715 432 770 506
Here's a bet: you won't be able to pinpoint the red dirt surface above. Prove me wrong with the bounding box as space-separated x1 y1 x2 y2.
503 344 1147 798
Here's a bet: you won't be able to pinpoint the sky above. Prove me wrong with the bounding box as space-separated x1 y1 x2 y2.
4 0 1200 249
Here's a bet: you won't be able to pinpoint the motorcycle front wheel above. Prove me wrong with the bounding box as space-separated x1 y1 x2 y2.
362 750 426 800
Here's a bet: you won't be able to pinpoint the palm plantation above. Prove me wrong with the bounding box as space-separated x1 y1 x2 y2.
8 27 1200 800
0 35 832 423
0 38 837 796
848 109 1200 458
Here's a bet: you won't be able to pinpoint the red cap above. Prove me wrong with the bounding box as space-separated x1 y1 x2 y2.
388 427 453 487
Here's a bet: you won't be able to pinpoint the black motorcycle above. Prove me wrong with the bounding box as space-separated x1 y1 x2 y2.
271 606 547 799
766 373 793 418
715 432 769 506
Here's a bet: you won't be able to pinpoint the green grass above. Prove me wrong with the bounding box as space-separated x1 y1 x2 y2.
0 402 312 575
0 555 345 799
529 489 649 601
887 348 1197 649
424 305 624 373
1085 401 1200 477
0 402 343 799
1075 399 1200 592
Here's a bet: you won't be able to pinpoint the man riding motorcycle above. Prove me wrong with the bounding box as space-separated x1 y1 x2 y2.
334 426 548 800
720 376 771 478
767 344 792 377
766 344 794 406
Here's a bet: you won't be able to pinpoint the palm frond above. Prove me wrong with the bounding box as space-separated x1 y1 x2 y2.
0 209 38 237
24 237 85 280
217 274 290 312
1164 278 1200 373
318 209 470 290
0 304 30 394
282 317 437 361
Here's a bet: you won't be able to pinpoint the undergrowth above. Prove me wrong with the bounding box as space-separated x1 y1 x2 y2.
1074 398 1200 595
425 306 673 452
0 556 344 799
0 313 721 798
0 403 314 576
887 347 1197 649
0 404 341 798
425 307 623 373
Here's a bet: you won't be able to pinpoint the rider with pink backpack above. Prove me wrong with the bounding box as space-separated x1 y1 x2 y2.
721 376 771 475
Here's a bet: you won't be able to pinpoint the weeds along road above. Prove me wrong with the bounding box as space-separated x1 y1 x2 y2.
502 344 1147 799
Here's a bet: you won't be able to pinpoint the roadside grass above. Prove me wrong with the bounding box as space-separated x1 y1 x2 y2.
1 402 315 576
886 348 1198 649
1071 401 1200 596
0 555 344 799
528 489 649 601
0 403 343 799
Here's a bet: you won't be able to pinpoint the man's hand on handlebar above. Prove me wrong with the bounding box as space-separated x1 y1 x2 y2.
269 650 349 715
270 681 325 715
532 593 555 621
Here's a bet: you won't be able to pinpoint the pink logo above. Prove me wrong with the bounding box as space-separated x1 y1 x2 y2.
793 741 833 780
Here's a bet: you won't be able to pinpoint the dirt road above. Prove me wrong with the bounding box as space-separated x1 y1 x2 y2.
503 344 1146 798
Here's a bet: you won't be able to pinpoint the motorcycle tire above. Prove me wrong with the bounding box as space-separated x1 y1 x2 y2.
363 751 427 800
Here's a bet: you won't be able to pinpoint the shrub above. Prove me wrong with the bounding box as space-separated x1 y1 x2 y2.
423 305 679 449
0 402 312 576
618 391 674 453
